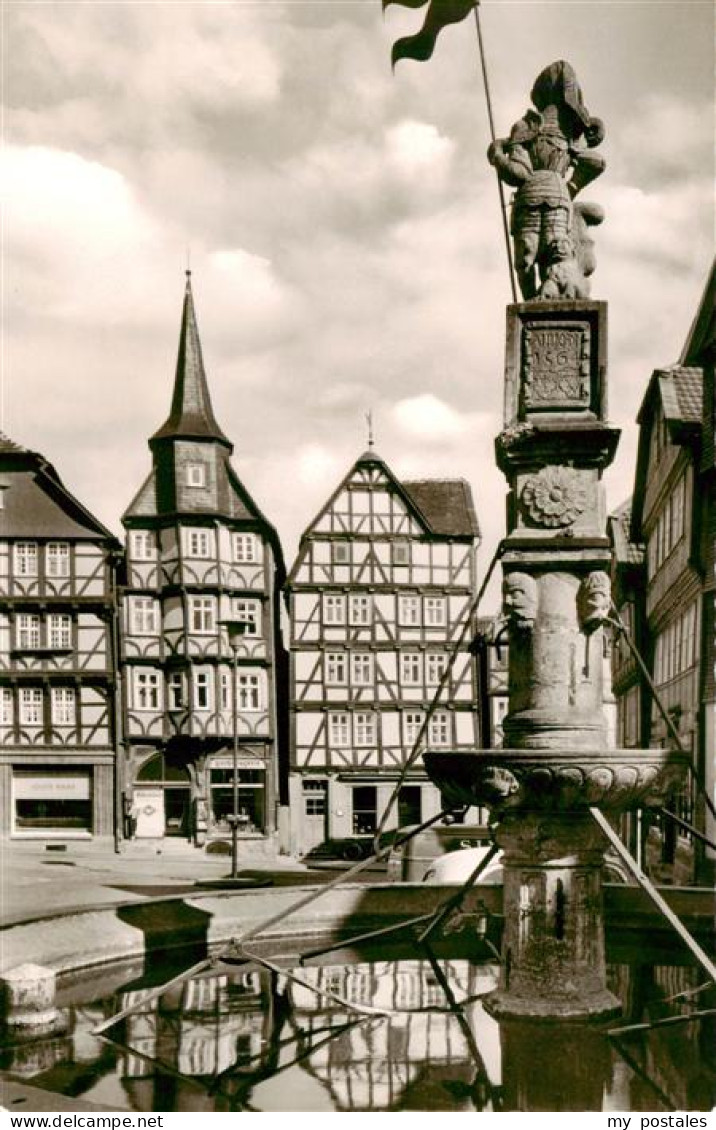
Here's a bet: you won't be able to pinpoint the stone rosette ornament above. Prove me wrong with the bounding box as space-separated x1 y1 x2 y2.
521 466 586 527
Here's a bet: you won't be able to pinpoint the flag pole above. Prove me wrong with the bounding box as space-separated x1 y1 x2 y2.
472 4 518 303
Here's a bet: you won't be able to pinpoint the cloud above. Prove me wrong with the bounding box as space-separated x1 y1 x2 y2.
393 393 470 441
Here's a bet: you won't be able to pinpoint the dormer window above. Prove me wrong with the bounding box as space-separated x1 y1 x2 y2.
186 463 207 488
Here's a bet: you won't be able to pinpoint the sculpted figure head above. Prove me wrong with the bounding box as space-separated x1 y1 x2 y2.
578 571 611 631
502 572 538 631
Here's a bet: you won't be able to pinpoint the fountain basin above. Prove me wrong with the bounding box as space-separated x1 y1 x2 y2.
424 747 687 814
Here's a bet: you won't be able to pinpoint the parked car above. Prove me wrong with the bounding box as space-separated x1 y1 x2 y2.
386 822 493 883
423 845 503 885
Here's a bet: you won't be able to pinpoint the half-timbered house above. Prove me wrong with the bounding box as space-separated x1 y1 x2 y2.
0 433 121 841
121 274 288 854
622 261 715 885
286 448 481 855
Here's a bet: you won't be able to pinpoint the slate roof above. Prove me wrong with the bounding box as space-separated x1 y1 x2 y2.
402 478 481 539
150 274 231 448
658 366 703 425
609 498 644 567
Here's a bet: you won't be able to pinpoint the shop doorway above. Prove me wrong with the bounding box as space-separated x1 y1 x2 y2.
301 779 328 853
134 753 192 840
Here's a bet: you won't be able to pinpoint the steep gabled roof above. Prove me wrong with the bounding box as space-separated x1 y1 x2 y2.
150 273 231 449
608 498 644 567
0 431 120 544
402 479 480 539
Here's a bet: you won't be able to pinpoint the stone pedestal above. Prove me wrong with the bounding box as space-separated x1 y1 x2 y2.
499 1017 612 1110
0 964 67 1042
484 813 620 1020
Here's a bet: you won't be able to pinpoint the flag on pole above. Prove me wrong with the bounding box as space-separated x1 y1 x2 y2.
382 0 478 66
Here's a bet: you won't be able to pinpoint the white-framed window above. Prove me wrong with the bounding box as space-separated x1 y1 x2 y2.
426 651 448 686
186 463 207 488
398 596 420 626
424 596 446 627
323 594 346 625
392 542 410 566
185 528 213 559
328 712 350 747
238 672 262 711
46 543 70 578
20 687 43 725
349 595 372 626
17 613 41 650
354 711 376 746
326 652 347 685
648 473 687 577
220 670 230 710
233 599 261 636
332 542 350 565
1 687 14 725
134 670 161 711
193 670 212 711
48 613 72 650
168 671 185 710
401 652 422 685
351 652 373 686
189 596 216 634
14 542 38 578
428 711 451 746
233 533 258 563
131 531 156 561
51 687 76 725
404 711 425 745
131 596 160 635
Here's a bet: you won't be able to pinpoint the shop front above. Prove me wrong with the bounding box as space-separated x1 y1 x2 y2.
3 756 115 840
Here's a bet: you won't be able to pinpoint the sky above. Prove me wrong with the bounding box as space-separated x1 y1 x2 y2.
3 0 714 608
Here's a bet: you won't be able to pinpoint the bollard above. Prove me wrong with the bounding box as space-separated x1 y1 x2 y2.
0 963 68 1042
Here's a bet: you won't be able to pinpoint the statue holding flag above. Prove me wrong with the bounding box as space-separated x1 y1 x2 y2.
488 60 606 301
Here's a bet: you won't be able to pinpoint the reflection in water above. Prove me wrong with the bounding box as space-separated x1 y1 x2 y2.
0 959 713 1112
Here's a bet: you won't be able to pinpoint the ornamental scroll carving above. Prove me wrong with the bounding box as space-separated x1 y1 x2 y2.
522 322 591 409
521 466 587 528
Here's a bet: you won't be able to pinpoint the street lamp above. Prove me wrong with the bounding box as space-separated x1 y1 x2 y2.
220 618 252 879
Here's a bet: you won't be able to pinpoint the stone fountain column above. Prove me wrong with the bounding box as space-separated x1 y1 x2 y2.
425 298 683 1021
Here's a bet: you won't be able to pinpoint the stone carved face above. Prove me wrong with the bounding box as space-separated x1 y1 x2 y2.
503 572 538 630
578 571 611 631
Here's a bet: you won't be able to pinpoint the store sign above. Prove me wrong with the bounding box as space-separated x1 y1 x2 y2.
211 757 265 771
14 773 91 800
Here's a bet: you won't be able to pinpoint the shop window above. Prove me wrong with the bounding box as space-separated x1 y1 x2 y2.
14 768 92 833
352 785 377 835
46 543 70 579
137 753 191 783
210 767 265 833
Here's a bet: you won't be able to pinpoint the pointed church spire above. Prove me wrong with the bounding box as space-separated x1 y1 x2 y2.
150 272 232 450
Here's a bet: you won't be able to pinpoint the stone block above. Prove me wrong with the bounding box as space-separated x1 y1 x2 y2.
0 963 67 1041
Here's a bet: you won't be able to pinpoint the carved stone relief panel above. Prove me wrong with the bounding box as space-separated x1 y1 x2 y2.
522 322 591 411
